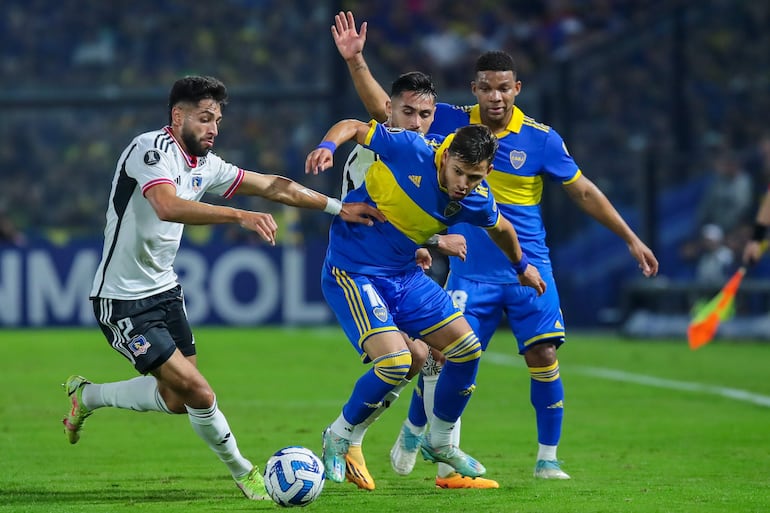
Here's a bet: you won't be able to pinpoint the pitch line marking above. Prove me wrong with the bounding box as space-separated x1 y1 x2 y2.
484 352 770 408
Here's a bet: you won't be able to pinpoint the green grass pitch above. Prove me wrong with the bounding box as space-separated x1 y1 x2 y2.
1 327 768 512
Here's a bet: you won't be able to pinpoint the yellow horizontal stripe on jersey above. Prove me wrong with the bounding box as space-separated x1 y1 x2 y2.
366 161 446 243
486 170 543 206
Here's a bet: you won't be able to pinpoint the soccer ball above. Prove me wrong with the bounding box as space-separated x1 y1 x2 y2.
263 446 325 507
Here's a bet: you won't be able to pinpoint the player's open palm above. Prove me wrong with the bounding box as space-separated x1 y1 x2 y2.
518 264 547 296
239 211 278 245
339 202 386 226
332 11 366 60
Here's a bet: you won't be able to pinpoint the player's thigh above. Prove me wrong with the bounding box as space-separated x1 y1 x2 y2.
445 274 504 350
322 263 401 361
92 286 191 374
503 271 565 354
387 270 464 344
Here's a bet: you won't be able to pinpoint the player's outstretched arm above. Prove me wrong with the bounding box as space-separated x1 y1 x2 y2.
237 171 386 226
331 11 389 122
144 182 278 244
305 119 372 175
487 217 546 295
564 175 659 277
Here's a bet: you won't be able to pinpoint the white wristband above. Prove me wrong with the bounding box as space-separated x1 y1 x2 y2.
324 197 343 215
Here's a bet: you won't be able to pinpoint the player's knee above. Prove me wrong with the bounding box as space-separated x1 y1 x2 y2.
160 374 214 411
525 341 557 367
372 349 412 385
441 331 482 364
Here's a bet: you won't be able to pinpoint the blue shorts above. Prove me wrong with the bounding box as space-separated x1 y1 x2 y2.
444 271 564 353
322 262 462 362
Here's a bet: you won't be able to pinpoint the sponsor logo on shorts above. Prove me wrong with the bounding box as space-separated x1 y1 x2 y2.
127 335 151 356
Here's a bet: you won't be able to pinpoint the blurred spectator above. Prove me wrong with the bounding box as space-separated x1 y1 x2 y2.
693 224 734 285
695 148 753 236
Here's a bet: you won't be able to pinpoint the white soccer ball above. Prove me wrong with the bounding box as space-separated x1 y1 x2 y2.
263 446 325 507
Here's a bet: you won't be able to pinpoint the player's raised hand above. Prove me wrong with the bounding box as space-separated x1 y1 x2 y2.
305 148 334 175
434 234 467 261
518 264 547 296
239 211 278 245
332 11 366 60
339 202 386 226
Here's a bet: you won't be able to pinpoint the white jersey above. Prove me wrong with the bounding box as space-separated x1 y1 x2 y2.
91 126 244 300
341 143 377 198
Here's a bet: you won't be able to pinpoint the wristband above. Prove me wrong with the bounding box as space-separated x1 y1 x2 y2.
324 197 343 215
752 223 768 242
423 234 440 248
316 141 337 154
512 252 529 275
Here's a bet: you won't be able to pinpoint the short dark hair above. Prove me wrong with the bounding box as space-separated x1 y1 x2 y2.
390 71 437 101
168 75 228 124
474 51 517 75
448 125 499 166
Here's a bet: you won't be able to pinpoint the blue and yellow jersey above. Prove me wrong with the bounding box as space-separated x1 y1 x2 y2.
430 103 581 282
327 120 501 275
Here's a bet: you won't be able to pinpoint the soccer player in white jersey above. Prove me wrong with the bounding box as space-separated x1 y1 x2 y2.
61 75 384 501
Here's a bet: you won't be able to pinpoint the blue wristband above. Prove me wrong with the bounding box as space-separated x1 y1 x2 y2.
512 252 529 275
316 141 337 154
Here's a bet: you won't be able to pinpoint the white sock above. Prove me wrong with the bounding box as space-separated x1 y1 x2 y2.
404 418 425 435
427 416 457 449
82 376 171 413
186 398 252 478
330 413 354 440
421 374 439 424
437 417 461 478
537 444 558 461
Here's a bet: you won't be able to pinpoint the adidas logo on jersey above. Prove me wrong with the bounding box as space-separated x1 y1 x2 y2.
409 175 422 187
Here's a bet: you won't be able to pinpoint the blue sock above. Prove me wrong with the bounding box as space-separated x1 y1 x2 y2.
530 361 564 446
432 332 481 422
407 374 428 427
342 367 395 425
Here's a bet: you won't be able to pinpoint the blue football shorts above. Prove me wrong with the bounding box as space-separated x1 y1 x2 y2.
322 261 462 362
444 270 565 353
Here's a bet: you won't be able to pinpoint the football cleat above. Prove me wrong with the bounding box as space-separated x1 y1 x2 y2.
322 427 349 483
420 434 486 478
390 424 424 475
235 466 270 500
534 460 571 479
436 472 499 489
62 375 92 444
345 445 375 490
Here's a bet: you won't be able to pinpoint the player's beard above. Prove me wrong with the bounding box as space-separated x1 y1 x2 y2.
181 126 210 157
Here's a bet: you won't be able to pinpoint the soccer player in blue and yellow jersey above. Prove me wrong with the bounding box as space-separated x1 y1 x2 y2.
304 121 546 486
331 12 659 483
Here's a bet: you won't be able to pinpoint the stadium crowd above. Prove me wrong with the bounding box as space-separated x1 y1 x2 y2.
1 0 768 264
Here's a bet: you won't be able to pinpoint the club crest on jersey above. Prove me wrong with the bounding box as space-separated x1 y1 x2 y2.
191 175 203 192
373 306 388 322
127 335 151 357
144 150 161 165
509 150 526 169
444 201 462 217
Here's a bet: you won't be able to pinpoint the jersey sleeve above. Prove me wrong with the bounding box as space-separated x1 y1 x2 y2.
202 153 245 198
429 103 470 136
542 128 581 184
363 121 432 171
127 141 177 196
